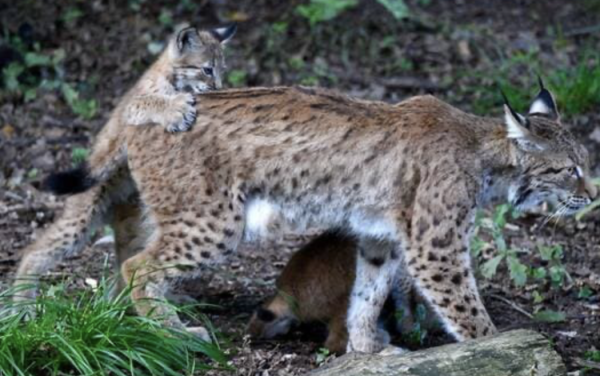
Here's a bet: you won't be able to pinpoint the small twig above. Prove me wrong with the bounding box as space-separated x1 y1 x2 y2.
566 24 600 37
489 294 533 319
574 358 600 371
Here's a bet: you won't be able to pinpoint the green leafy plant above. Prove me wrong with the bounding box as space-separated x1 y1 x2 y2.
0 277 228 376
296 0 358 26
472 205 571 290
532 309 566 323
578 285 594 300
537 244 569 288
1 34 97 119
472 204 529 287
463 49 600 117
227 69 248 88
315 347 331 364
71 147 90 167
585 349 600 362
375 0 410 20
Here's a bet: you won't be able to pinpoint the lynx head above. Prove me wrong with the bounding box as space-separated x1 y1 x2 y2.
167 24 237 93
247 297 297 339
504 78 596 215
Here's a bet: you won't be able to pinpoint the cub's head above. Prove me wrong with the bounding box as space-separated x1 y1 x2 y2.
247 296 297 339
504 78 596 215
167 24 237 92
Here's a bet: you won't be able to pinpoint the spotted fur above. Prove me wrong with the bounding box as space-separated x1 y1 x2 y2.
16 83 595 353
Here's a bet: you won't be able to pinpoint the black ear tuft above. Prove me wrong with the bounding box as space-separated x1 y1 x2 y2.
529 75 558 118
256 307 276 322
211 23 237 44
500 89 527 126
42 165 97 195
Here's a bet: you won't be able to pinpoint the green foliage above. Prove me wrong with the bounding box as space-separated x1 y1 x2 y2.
71 147 90 167
0 277 228 376
532 309 566 323
404 304 430 346
296 0 358 26
396 303 436 347
26 168 39 180
227 69 248 88
1 34 97 119
315 347 331 364
578 285 594 300
473 205 528 287
464 49 600 117
375 0 410 20
537 245 569 288
547 55 600 116
61 83 98 119
585 349 600 362
473 205 569 290
60 7 84 24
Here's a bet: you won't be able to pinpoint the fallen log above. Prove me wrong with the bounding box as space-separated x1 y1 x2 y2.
308 329 565 376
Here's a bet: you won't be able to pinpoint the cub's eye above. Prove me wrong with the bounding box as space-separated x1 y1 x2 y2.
202 67 214 76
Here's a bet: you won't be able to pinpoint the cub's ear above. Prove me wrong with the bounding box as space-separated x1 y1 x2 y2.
176 26 203 53
210 23 237 44
256 307 276 322
528 76 559 119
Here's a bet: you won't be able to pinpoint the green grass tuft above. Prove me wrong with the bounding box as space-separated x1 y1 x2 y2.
0 278 229 376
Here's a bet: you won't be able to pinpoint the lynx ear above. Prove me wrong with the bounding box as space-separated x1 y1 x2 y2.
504 104 529 139
502 92 545 151
176 27 202 53
528 76 559 119
501 91 529 139
211 23 237 44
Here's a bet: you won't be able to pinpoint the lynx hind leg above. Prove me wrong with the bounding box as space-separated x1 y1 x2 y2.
121 190 246 340
346 238 402 353
408 181 497 340
124 93 196 133
14 187 107 304
111 199 147 296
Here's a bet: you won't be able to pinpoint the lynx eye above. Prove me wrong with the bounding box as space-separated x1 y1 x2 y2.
202 67 214 77
568 166 582 179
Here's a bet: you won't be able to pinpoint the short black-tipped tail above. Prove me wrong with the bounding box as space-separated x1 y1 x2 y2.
42 164 97 195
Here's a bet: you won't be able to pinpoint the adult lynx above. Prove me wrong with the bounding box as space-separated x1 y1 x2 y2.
17 82 595 352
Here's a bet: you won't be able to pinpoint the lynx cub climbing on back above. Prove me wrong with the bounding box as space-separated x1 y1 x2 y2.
124 24 236 133
13 24 236 315
46 24 236 194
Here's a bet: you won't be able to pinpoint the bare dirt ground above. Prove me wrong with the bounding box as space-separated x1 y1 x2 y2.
1 0 600 374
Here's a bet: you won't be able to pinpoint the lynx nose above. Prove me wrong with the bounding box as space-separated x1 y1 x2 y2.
581 177 597 201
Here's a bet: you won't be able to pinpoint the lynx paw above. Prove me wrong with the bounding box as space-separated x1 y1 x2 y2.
166 95 197 133
346 333 386 353
379 345 409 356
187 326 212 342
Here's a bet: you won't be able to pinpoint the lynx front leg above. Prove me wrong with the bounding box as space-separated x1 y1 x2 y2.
408 180 497 340
124 93 197 133
346 238 402 353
